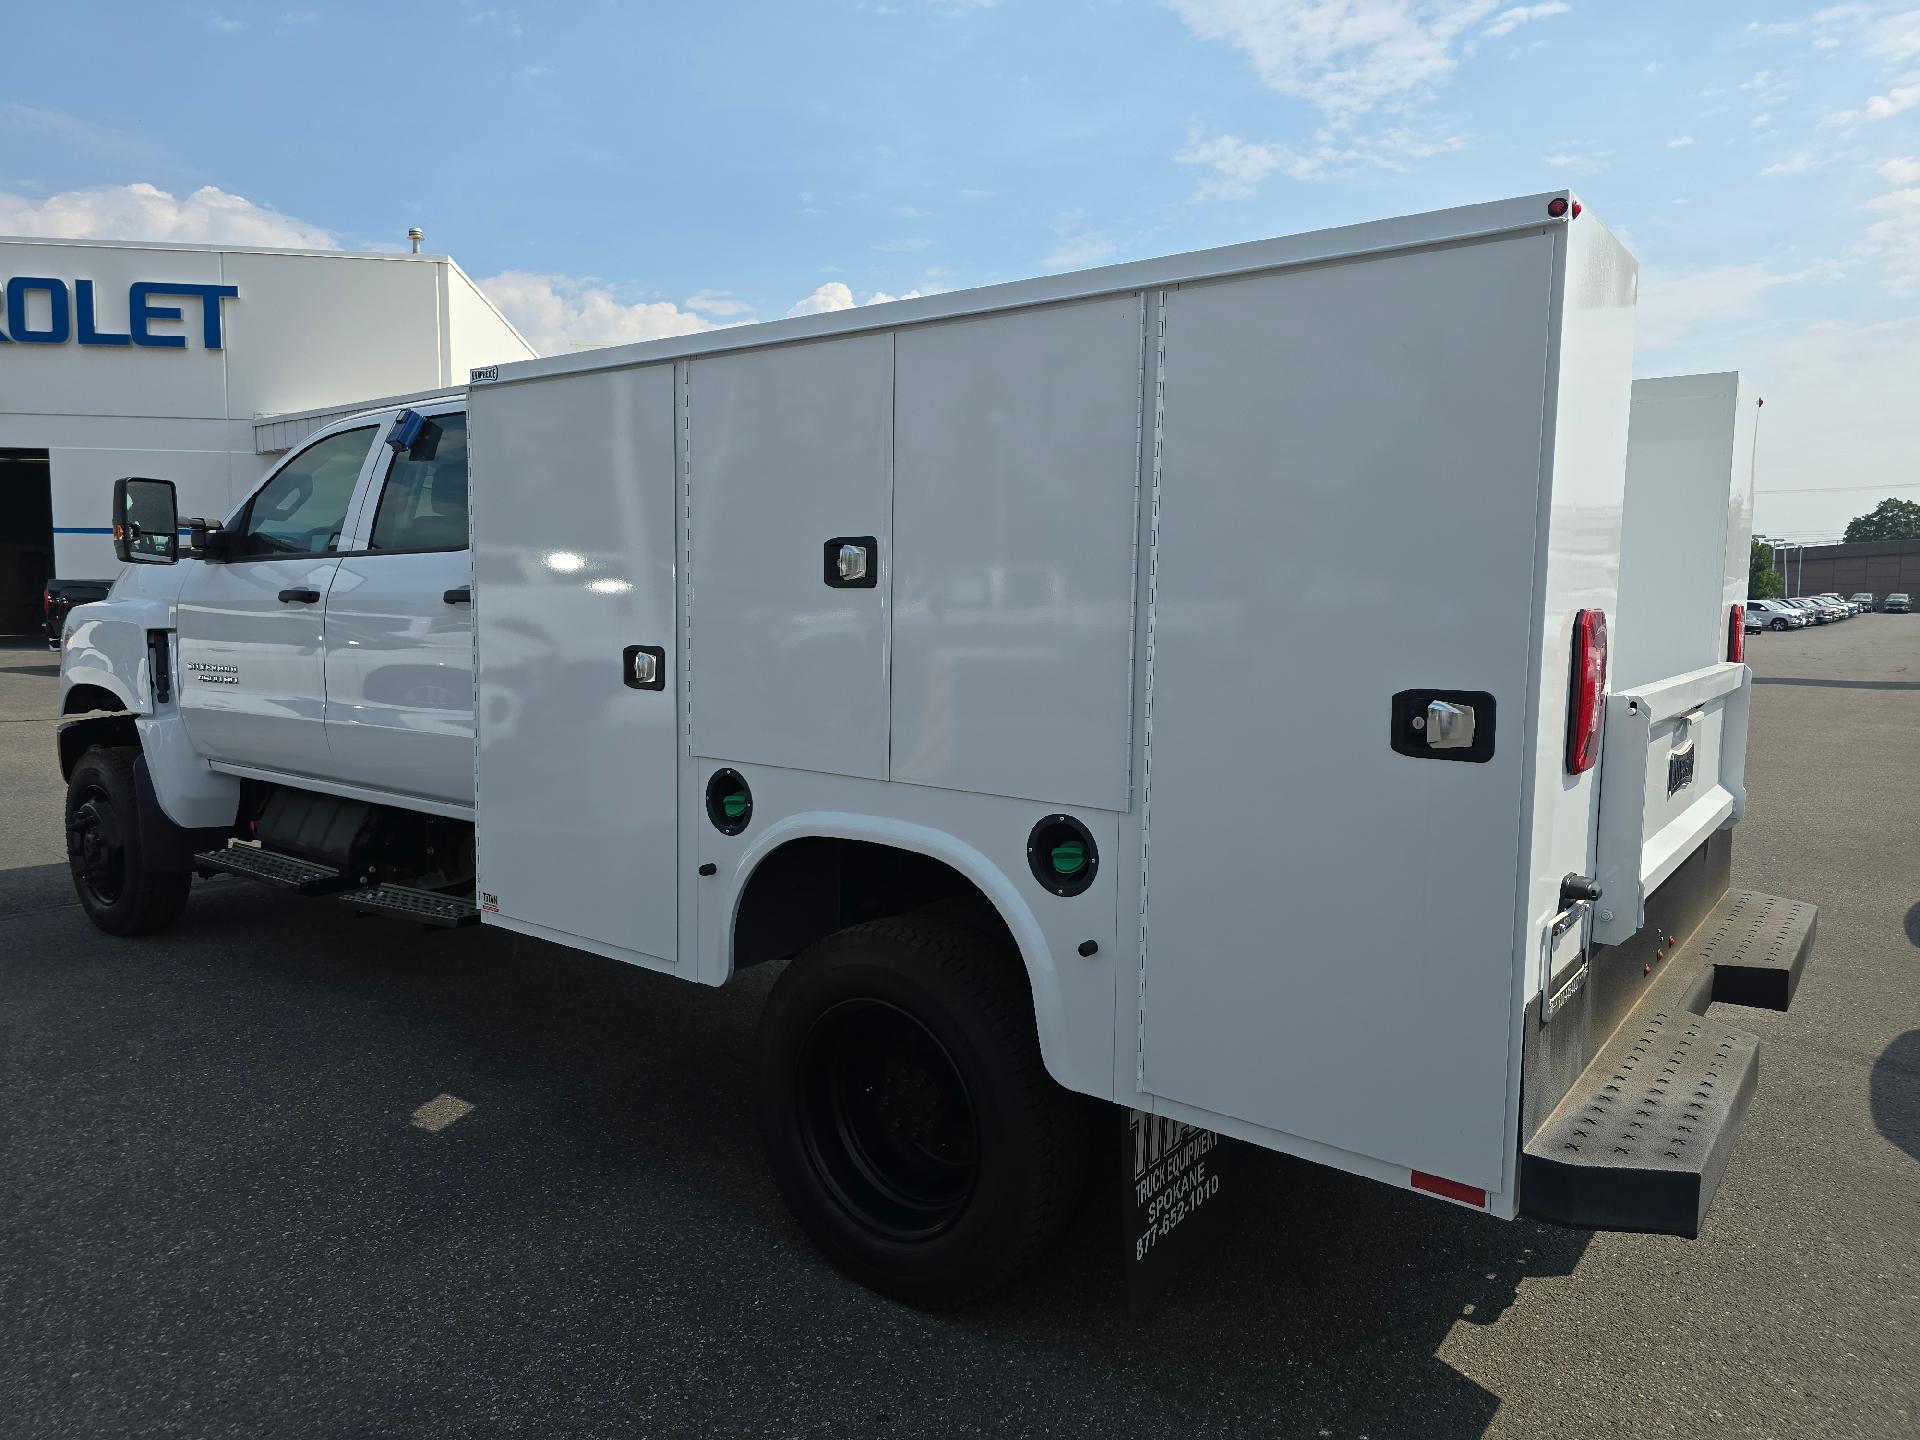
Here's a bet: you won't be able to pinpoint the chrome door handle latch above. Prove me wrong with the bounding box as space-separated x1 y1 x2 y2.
1423 699 1476 749
622 644 665 691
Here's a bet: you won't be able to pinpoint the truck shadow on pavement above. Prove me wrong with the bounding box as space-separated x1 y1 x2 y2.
1871 1030 1920 1166
4 868 1592 1440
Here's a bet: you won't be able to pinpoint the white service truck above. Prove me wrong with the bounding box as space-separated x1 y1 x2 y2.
58 193 1816 1308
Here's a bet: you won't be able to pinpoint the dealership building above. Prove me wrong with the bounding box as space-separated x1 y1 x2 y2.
0 235 533 633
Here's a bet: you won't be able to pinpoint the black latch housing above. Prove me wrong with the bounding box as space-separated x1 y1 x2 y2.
1388 689 1496 763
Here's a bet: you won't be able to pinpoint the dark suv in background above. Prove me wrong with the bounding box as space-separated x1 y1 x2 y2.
42 578 112 650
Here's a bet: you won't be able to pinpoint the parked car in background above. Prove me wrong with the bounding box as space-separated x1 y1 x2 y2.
42 578 112 650
1849 592 1876 612
1816 592 1862 616
1743 603 1766 632
1886 592 1912 613
1784 598 1831 624
1748 598 1807 630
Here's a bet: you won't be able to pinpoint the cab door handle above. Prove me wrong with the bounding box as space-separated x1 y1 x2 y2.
277 587 321 604
443 586 471 604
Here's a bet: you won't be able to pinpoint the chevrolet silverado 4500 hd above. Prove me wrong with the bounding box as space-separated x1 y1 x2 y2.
58 194 1816 1307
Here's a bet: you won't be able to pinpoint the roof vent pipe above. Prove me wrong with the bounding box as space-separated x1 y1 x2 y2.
407 227 424 255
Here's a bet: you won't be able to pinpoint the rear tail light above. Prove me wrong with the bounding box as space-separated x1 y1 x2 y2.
1566 608 1608 774
1727 604 1745 663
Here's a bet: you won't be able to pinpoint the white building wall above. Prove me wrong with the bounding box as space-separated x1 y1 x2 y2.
0 236 532 580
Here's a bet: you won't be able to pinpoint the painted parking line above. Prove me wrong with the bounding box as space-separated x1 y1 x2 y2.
410 1093 475 1132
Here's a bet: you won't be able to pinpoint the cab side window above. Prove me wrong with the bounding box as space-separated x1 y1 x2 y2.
234 426 376 559
370 414 468 553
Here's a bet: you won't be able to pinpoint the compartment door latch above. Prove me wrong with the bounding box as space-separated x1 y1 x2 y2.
1390 689 1496 763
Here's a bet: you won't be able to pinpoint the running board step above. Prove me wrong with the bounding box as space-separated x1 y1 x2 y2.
1521 887 1817 1238
1522 1009 1759 1238
193 842 352 895
340 884 479 928
1700 891 1816 1012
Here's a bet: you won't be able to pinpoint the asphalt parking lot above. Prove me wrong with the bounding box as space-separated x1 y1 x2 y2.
2 620 1916 1440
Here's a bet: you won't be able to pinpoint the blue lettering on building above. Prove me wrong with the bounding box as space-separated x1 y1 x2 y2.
0 279 239 349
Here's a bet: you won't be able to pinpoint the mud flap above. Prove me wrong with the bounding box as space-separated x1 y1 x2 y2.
1124 1109 1244 1314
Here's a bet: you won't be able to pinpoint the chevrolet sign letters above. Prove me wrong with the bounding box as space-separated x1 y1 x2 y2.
0 278 239 350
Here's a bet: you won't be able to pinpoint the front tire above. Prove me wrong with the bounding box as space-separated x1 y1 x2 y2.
757 916 1090 1308
1771 618 1789 631
65 747 192 937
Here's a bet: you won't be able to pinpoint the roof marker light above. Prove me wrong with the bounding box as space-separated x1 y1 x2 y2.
1571 200 1583 218
1547 197 1570 218
1728 603 1745 664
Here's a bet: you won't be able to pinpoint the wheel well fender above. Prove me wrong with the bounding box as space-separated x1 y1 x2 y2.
728 814 1072 1083
57 713 140 780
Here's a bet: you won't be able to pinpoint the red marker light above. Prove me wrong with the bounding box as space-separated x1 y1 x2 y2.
1548 197 1570 218
1571 201 1583 218
1566 608 1608 774
1727 603 1745 663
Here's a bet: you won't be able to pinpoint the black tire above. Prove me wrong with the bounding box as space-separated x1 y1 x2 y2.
65 747 192 937
757 915 1090 1308
1771 618 1789 631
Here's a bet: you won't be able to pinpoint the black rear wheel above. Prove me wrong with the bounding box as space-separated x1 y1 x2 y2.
758 916 1091 1308
65 747 192 937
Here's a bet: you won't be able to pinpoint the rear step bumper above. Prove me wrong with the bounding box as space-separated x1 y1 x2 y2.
1520 889 1816 1238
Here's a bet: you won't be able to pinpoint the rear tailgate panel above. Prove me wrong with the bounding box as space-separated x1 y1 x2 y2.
1594 661 1748 945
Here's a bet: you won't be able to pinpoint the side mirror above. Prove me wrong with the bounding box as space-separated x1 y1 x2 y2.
112 477 179 565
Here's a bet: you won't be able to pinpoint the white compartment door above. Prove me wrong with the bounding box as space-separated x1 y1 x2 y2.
471 365 681 966
892 297 1143 810
1138 238 1553 1193
687 334 893 780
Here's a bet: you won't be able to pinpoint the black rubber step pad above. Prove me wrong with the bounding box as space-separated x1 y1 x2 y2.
1522 1009 1759 1238
1702 891 1817 1012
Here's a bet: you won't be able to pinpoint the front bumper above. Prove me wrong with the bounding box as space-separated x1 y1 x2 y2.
1521 889 1816 1237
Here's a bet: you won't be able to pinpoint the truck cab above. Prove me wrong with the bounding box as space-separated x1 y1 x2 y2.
58 398 476 933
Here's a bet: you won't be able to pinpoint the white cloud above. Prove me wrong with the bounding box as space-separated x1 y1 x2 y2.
1543 148 1613 171
788 282 856 316
1667 135 1696 148
1165 0 1532 113
1176 130 1287 199
1178 122 1466 198
684 289 754 318
1762 151 1817 176
784 281 927 317
1044 211 1120 270
203 11 247 32
873 237 932 252
1871 8 1920 64
1865 185 1920 294
1635 262 1802 352
1484 3 1568 40
0 181 336 248
1645 60 1664 75
1867 76 1920 117
1882 155 1920 184
477 271 714 354
1741 314 1920 540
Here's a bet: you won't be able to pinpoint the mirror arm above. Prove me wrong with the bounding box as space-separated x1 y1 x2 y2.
184 517 223 560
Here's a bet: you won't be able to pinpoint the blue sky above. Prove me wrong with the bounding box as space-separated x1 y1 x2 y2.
2 1 1916 539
